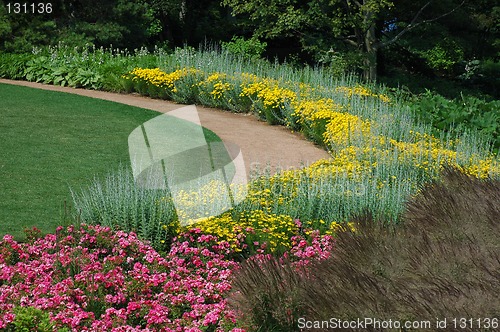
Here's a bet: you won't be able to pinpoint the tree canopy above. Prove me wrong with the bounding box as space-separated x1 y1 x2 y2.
1 0 499 87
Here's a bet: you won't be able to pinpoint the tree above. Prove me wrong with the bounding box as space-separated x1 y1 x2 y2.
222 0 467 81
0 0 156 51
148 0 238 47
58 0 154 48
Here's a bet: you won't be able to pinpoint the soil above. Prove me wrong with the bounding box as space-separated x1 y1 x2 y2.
0 79 330 177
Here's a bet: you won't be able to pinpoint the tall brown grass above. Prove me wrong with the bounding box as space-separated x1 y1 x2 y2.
229 167 500 331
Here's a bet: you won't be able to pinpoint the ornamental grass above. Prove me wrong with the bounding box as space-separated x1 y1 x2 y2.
229 167 500 332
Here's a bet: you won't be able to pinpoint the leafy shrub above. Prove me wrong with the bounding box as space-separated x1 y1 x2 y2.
409 91 500 153
1 44 166 91
471 59 500 98
0 53 34 79
222 36 267 61
5 306 55 332
316 49 364 78
23 55 103 89
421 39 464 75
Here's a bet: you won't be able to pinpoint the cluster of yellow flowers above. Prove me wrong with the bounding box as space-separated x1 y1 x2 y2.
126 67 200 93
292 98 343 123
183 209 352 253
335 85 392 103
187 210 297 252
240 79 297 110
360 130 499 179
125 67 388 128
323 111 372 147
197 73 233 100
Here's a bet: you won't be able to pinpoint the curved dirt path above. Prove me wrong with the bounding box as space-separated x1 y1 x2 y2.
0 79 330 177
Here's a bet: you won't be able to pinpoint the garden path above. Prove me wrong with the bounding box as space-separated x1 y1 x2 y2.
0 79 330 177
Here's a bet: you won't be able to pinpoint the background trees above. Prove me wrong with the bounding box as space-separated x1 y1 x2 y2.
221 0 497 82
0 0 499 94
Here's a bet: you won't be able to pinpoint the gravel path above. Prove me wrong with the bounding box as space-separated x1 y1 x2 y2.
0 79 330 177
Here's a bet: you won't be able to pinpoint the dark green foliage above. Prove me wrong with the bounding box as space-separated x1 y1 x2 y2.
0 0 58 53
0 45 164 92
22 55 102 89
408 91 500 153
0 0 154 51
230 167 500 331
470 60 500 98
0 53 34 79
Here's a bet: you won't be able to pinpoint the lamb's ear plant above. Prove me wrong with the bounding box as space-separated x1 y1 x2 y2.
70 166 178 252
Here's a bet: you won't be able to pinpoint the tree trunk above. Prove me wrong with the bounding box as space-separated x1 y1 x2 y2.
363 16 378 81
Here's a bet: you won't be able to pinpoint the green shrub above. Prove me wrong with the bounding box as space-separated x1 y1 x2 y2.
473 59 500 98
316 49 364 78
222 36 267 61
1 44 168 91
409 91 500 153
6 306 55 332
0 53 34 79
421 39 464 75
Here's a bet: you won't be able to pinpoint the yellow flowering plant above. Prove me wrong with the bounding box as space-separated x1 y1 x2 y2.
180 209 353 258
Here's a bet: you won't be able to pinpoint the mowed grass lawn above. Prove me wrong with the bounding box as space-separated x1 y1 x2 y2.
0 84 221 240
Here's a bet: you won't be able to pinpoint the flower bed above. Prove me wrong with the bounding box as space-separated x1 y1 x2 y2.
1 47 499 331
0 223 334 330
124 66 499 180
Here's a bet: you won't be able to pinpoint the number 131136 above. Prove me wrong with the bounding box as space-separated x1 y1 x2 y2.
6 3 52 14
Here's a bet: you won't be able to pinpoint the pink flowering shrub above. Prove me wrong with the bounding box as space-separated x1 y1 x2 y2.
0 225 245 331
0 219 335 331
288 229 334 266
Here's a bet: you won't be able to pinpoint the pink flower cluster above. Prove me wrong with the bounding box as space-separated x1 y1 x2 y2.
0 225 245 331
247 228 335 270
288 229 334 267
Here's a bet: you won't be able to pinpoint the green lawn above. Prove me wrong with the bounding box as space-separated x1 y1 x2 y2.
0 84 223 239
